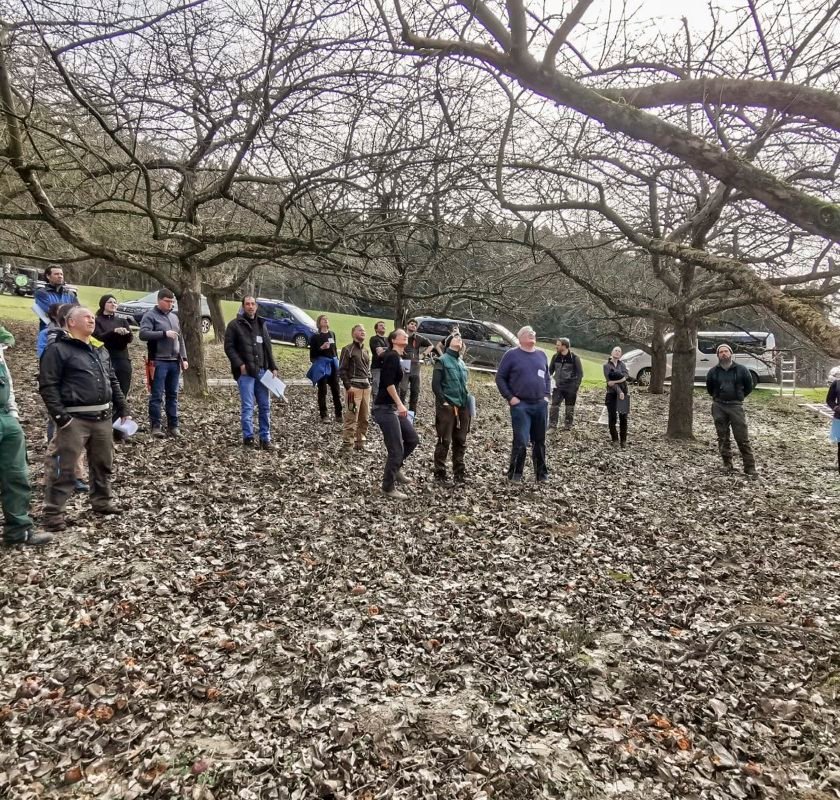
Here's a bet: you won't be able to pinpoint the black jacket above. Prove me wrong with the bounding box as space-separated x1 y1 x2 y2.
706 362 753 402
827 380 840 419
39 332 128 426
309 331 337 362
369 335 388 369
94 313 133 356
549 351 583 389
224 315 278 379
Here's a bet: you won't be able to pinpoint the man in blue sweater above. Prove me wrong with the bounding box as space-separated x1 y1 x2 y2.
495 326 551 482
33 265 77 332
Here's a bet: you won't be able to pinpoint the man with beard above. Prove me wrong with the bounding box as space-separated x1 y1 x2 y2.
705 343 757 478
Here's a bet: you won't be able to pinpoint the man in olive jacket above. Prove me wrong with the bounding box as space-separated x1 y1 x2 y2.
705 342 757 477
432 335 471 483
224 296 279 449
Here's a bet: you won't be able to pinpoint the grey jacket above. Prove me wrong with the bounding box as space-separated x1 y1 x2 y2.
139 306 187 362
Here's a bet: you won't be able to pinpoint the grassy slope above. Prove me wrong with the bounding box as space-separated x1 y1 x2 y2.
0 283 609 382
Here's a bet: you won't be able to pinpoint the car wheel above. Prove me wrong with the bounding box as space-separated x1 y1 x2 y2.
200 317 211 335
749 370 759 388
635 367 652 386
293 334 308 348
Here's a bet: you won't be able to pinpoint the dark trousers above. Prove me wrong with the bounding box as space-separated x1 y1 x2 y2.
399 372 421 413
373 405 419 491
508 401 548 480
711 400 755 470
0 413 34 542
111 354 132 397
605 395 628 443
549 386 578 427
317 371 342 419
149 359 180 429
433 404 471 478
43 416 113 522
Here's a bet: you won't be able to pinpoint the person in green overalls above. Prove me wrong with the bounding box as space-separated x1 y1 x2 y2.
0 325 53 546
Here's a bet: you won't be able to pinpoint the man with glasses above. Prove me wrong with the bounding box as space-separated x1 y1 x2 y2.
139 289 188 438
495 326 551 483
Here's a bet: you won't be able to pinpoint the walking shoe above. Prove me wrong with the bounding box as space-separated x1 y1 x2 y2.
167 427 181 438
744 468 759 480
74 479 90 493
433 472 448 484
722 461 735 473
320 416 330 424
453 474 466 485
259 440 276 451
243 437 255 447
151 426 166 439
4 529 54 547
395 469 409 484
93 504 123 515
383 487 409 500
43 517 67 532
620 441 627 449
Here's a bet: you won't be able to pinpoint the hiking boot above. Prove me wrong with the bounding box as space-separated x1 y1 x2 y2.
151 426 166 439
320 416 330 424
4 529 54 547
383 487 409 500
433 472 448 484
43 517 67 532
167 427 181 438
744 468 759 480
93 504 123 515
74 479 89 493
453 474 466 485
243 437 255 447
722 461 735 473
395 469 409 484
259 440 275 451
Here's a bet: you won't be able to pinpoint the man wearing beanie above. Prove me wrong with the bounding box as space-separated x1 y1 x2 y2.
705 343 757 478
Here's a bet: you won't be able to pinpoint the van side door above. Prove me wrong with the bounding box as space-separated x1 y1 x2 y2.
696 337 718 379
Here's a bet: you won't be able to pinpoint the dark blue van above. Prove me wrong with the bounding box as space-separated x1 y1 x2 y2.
251 299 318 347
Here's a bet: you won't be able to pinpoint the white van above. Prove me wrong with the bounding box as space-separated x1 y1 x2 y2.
622 331 777 386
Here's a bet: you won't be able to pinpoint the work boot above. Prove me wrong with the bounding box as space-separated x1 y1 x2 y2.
167 427 180 438
744 467 759 480
722 460 735 473
74 479 90 493
243 437 255 447
93 504 123 515
395 469 409 484
383 487 409 500
151 426 166 439
42 517 67 532
3 529 54 547
259 440 275 451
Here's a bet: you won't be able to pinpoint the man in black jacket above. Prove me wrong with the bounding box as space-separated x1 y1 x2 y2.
39 307 131 531
548 338 583 430
224 296 279 449
705 343 757 477
369 321 388 401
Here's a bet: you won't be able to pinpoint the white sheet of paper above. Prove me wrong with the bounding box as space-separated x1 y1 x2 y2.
31 302 50 325
260 371 286 397
113 418 138 436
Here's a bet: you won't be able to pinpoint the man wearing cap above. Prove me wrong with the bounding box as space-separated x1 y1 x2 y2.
495 325 551 482
705 343 757 477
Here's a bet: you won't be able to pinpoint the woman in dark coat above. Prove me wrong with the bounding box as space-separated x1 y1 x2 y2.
94 294 133 398
828 366 840 476
604 346 630 448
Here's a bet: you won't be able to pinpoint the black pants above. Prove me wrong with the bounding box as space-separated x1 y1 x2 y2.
110 355 132 434
399 372 421 413
433 404 471 478
711 400 755 470
605 395 628 443
373 405 419 491
317 371 342 419
549 386 578 427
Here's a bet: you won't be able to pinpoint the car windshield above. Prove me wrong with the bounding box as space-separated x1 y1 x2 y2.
286 305 317 327
484 322 518 347
134 292 160 304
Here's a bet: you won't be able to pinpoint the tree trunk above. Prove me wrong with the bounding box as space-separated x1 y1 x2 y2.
178 267 208 396
666 318 697 439
649 319 667 394
207 294 227 341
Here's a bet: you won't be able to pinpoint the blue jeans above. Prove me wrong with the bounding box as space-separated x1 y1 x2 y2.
509 401 548 480
149 360 180 429
238 370 271 441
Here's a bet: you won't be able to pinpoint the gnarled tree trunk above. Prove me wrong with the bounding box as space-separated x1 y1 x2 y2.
649 319 668 394
207 294 227 342
666 318 697 439
177 266 208 395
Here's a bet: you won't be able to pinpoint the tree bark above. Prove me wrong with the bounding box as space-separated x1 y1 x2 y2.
649 319 667 394
177 266 208 396
666 319 697 439
207 294 227 341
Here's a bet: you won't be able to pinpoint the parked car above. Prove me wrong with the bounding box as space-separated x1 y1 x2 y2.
414 316 518 369
1 266 78 298
116 291 212 334
244 298 317 347
622 331 777 387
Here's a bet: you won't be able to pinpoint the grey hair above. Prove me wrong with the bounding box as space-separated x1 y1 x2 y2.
517 326 536 338
65 306 92 324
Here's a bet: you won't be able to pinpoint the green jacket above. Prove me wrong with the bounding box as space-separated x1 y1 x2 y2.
432 349 469 407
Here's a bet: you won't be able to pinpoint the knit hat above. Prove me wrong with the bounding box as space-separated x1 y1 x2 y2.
716 342 733 356
98 294 116 314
